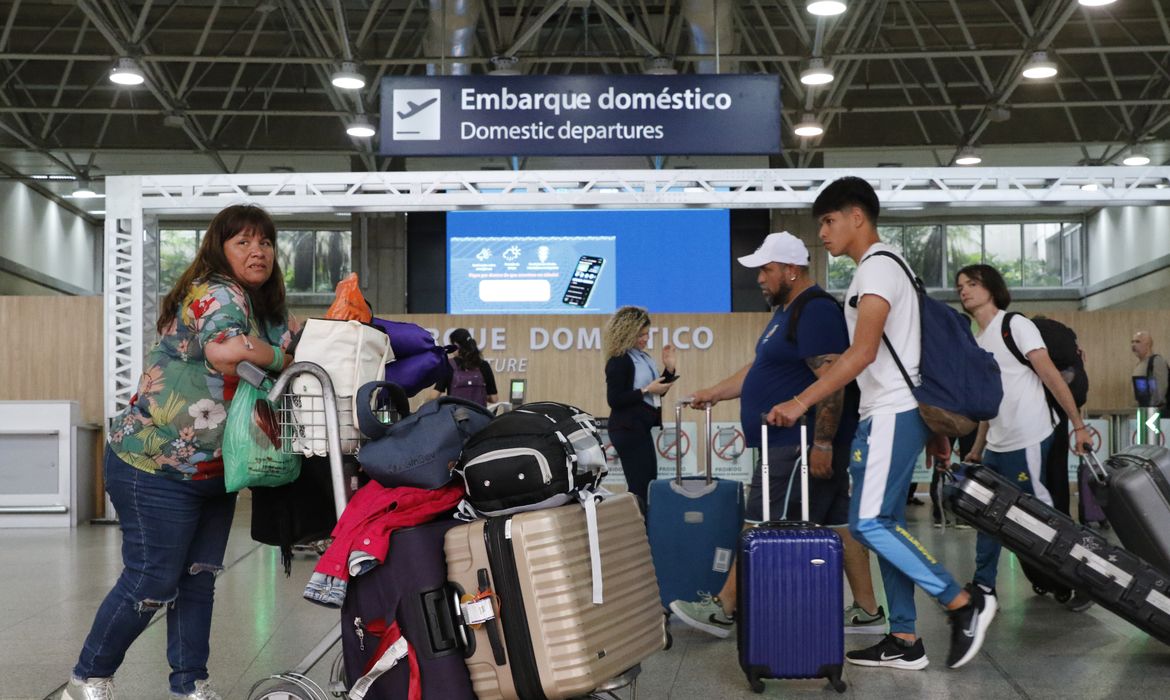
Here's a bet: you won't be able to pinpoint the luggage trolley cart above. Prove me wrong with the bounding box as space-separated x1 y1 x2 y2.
244 360 390 700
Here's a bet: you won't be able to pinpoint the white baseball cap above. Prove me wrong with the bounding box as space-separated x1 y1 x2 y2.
737 231 810 268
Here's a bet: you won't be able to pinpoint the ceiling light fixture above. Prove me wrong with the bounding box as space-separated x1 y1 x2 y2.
800 58 834 86
1077 0 1116 6
346 115 376 138
489 56 522 76
806 1 847 16
72 179 99 198
109 57 145 86
1123 150 1151 166
793 113 825 137
644 56 677 76
1021 51 1058 80
954 147 982 166
331 61 366 90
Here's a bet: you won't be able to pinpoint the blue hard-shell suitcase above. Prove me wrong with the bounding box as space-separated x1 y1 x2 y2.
736 417 846 694
648 402 744 609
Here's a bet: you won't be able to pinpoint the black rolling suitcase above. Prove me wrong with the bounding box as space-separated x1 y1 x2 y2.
1086 446 1170 572
340 518 475 700
948 462 1170 645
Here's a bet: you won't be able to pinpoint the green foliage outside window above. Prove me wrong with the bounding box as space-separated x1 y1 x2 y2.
159 228 351 295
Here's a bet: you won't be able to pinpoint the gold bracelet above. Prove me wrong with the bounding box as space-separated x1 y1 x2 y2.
792 395 808 411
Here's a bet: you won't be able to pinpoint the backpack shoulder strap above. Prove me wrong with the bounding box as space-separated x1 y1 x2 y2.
863 250 924 293
1000 311 1031 369
784 288 839 344
859 250 918 392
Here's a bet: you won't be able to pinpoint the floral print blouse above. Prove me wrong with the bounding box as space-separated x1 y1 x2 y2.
109 274 291 481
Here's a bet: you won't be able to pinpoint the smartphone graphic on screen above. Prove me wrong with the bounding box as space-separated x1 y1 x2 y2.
562 255 605 307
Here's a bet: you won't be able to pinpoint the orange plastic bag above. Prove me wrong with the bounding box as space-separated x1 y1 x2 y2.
325 273 372 322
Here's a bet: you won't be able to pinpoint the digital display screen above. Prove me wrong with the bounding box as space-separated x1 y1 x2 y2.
447 209 730 314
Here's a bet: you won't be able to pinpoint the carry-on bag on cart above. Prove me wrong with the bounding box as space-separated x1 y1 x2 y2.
948 460 1170 645
443 492 667 700
341 518 475 700
737 416 846 694
1086 445 1170 572
647 401 745 609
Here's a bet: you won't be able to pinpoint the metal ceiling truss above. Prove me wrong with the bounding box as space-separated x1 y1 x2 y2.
103 164 1170 424
3 0 1170 178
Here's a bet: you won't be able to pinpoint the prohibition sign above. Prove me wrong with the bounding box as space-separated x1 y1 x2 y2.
1129 429 1166 447
657 428 690 460
1069 425 1103 453
713 427 746 461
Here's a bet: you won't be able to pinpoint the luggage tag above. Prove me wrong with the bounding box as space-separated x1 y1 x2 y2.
460 590 498 626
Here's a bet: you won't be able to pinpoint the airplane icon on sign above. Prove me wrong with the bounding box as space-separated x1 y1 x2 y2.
396 97 438 120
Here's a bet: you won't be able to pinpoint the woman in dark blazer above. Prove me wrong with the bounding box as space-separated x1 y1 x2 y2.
603 306 677 509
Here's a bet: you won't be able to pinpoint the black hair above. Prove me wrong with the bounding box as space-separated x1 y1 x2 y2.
811 176 881 223
449 328 483 369
955 264 1012 310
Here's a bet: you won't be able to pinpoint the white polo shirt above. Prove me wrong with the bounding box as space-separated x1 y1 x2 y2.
977 310 1055 452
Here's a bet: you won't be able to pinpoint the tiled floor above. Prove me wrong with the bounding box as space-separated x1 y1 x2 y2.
3 493 1169 700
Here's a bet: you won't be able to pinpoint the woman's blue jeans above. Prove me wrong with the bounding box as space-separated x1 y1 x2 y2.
73 448 237 693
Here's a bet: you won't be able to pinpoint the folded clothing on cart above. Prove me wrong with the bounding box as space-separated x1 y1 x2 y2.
304 481 463 608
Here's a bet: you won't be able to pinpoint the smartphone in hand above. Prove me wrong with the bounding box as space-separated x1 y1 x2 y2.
660 374 680 384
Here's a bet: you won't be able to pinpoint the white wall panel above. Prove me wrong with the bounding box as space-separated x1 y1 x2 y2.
0 182 100 293
1086 205 1170 285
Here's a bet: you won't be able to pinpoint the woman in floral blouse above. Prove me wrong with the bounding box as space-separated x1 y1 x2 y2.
65 205 296 700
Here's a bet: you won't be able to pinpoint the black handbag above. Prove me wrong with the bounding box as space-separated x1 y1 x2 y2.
355 381 492 489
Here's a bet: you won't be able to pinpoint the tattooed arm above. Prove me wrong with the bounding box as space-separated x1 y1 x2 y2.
805 353 845 479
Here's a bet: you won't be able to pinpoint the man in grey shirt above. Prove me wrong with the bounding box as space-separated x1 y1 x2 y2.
1132 330 1168 409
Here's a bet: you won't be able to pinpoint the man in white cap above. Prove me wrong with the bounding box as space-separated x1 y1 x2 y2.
669 231 885 639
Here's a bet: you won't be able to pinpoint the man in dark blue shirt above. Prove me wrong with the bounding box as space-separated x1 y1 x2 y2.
669 231 884 639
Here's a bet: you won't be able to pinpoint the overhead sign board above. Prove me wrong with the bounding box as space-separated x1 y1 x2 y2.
379 74 781 156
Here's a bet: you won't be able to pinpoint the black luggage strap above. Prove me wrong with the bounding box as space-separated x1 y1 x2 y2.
477 568 507 666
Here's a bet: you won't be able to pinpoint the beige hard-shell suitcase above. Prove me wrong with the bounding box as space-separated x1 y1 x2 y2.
443 493 667 700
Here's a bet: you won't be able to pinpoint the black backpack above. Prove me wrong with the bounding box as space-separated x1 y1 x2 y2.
785 289 861 437
455 402 606 516
1002 313 1089 413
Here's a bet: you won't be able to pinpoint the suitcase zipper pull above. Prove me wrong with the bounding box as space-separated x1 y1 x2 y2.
354 616 366 651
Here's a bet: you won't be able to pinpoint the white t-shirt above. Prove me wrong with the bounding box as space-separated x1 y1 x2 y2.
976 310 1055 452
845 243 920 419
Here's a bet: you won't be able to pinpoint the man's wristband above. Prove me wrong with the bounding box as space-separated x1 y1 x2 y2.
266 345 284 372
792 395 809 411
812 443 832 453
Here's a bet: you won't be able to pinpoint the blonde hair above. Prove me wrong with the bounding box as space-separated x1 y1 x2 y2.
603 306 651 358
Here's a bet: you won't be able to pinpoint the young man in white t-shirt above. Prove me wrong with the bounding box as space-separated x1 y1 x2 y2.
771 176 992 672
956 264 1090 606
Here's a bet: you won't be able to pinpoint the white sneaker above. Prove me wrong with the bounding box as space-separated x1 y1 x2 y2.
62 676 114 700
170 679 223 700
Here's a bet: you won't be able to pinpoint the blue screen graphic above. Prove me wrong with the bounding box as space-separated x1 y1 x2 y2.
447 209 730 314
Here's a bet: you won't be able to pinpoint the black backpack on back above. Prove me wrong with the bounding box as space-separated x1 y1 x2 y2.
1002 313 1089 413
785 288 861 433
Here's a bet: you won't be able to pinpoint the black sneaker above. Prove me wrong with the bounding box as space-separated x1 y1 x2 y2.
946 585 998 669
846 634 929 670
1065 589 1095 613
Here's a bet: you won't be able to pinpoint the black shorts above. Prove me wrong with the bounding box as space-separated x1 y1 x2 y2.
745 443 850 527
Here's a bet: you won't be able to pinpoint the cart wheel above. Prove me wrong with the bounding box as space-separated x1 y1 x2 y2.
247 674 328 700
664 628 674 651
252 683 317 700
750 678 765 694
1032 584 1048 597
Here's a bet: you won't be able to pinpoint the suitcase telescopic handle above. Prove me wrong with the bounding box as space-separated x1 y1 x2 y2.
675 400 686 484
1082 448 1108 483
759 414 809 523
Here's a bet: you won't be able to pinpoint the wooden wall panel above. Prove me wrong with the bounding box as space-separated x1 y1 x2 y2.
0 296 103 425
397 308 1170 420
1043 310 1170 412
